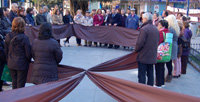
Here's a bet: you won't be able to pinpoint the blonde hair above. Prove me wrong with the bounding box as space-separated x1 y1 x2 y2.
165 15 180 36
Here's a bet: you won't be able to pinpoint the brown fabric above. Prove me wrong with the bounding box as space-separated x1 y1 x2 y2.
1 25 200 102
27 63 85 83
87 71 200 102
89 52 138 72
24 24 139 47
135 21 160 64
0 73 85 102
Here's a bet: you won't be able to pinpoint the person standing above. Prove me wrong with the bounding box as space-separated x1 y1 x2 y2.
17 6 28 24
36 8 47 25
26 8 35 26
0 34 6 91
153 13 159 26
63 9 73 46
43 6 52 24
125 8 139 30
181 22 192 74
108 8 122 49
93 9 104 47
155 20 169 88
162 10 168 19
135 12 159 86
31 23 63 84
121 9 127 27
52 9 64 25
165 15 180 82
82 11 93 47
4 17 32 89
0 8 11 38
74 9 84 46
9 3 18 23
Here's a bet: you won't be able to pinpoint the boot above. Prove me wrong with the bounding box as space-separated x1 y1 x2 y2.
165 75 172 82
0 80 3 92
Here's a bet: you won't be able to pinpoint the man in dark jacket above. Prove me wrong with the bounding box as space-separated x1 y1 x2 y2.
36 8 47 25
9 3 18 23
108 9 122 49
0 8 11 38
121 9 127 27
135 12 159 86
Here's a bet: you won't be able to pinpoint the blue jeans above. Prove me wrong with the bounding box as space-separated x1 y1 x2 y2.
138 62 154 86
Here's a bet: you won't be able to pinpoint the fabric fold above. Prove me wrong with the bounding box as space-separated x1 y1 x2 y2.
87 71 200 102
0 72 85 102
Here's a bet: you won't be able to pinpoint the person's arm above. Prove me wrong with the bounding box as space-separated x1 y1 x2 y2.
24 36 32 62
4 34 10 60
135 29 147 52
125 16 128 27
54 42 63 64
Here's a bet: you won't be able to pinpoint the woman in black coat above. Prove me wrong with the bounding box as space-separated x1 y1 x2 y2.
4 17 32 89
31 23 63 85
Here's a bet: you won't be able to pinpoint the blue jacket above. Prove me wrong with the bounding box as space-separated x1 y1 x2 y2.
125 14 139 30
26 14 35 26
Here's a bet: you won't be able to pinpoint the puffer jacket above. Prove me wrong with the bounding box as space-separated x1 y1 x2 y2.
30 38 63 84
4 32 32 70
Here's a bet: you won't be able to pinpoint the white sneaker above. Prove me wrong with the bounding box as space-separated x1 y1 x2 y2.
161 85 166 88
153 85 162 88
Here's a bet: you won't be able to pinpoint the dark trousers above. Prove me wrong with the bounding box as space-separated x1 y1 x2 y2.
0 64 5 91
9 69 28 89
76 38 81 45
155 63 165 86
138 62 154 86
181 56 188 74
166 60 173 75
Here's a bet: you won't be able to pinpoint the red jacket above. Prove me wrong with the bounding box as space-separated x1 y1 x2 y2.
93 14 104 26
159 28 169 45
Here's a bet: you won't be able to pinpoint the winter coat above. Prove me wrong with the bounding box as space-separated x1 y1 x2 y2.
182 28 192 56
63 14 73 24
169 27 178 60
9 10 18 23
4 32 32 70
82 16 93 26
121 14 127 27
30 38 63 84
36 14 47 25
110 13 122 26
93 14 104 26
125 14 139 30
135 20 160 64
26 13 35 26
52 14 64 25
0 17 11 37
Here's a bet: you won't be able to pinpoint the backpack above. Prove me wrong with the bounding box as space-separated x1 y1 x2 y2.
157 32 173 63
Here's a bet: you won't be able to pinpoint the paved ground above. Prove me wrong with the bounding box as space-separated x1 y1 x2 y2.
3 37 200 102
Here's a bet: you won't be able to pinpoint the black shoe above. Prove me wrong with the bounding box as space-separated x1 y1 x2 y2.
173 76 179 78
108 46 113 48
114 45 120 49
84 45 87 47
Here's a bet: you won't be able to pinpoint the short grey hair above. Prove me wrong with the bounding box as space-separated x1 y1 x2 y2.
142 12 153 21
43 6 49 10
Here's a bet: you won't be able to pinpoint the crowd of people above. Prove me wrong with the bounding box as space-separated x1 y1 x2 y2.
136 11 192 88
0 3 193 91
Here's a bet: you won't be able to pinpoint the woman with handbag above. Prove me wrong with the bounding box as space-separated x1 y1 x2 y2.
155 20 169 88
4 17 32 89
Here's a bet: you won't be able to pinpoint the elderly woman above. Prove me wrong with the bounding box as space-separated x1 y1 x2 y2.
31 23 63 85
165 15 180 82
74 9 84 46
5 17 32 89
